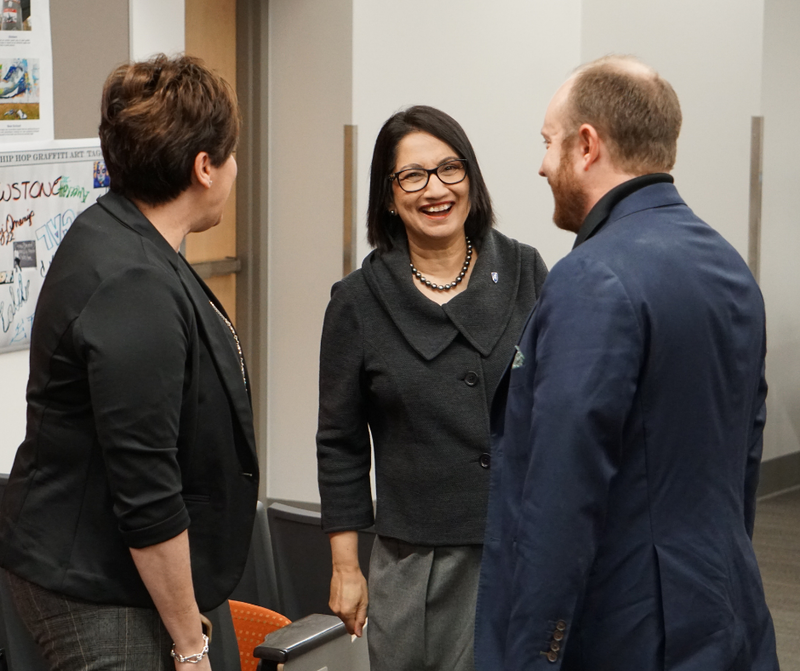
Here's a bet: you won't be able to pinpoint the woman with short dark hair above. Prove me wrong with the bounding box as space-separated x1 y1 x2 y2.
0 54 257 671
317 105 548 671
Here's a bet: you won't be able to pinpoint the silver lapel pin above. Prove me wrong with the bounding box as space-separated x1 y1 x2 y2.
491 272 499 283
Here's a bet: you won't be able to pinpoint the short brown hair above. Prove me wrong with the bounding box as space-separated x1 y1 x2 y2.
99 54 239 206
564 55 682 174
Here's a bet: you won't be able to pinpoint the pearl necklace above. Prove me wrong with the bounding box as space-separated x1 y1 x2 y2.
409 237 472 291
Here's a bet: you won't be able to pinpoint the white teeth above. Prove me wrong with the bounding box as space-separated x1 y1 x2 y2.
423 203 452 213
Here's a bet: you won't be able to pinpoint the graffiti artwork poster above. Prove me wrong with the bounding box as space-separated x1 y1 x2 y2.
0 0 53 142
0 138 107 353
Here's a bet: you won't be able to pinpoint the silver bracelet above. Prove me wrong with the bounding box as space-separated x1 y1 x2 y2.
170 634 209 664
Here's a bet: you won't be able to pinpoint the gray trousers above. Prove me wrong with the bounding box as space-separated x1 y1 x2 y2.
6 571 172 671
367 536 482 671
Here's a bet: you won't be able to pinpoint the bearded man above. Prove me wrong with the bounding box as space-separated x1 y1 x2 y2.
475 56 779 671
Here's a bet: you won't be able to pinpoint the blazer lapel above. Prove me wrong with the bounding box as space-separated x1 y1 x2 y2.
176 258 258 462
361 230 524 360
441 232 522 357
490 297 539 436
362 240 459 361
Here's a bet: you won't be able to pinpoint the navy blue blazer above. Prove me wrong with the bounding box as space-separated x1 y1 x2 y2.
475 182 778 670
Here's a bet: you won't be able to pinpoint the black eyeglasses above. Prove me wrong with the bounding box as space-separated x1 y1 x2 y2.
388 159 468 193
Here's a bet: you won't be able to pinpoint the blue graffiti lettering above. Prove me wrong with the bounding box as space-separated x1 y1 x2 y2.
34 209 75 251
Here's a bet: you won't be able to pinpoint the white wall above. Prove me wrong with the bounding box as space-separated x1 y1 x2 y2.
3 0 793 494
264 0 584 504
581 0 765 259
129 0 185 61
264 0 799 504
267 0 353 503
351 0 582 269
0 350 29 472
760 0 800 460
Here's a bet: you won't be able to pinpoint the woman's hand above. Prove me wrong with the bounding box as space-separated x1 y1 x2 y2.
330 564 368 636
328 531 368 636
173 653 212 671
171 629 212 671
129 530 211 669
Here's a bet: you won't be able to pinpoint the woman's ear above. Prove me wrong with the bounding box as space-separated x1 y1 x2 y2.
193 152 213 189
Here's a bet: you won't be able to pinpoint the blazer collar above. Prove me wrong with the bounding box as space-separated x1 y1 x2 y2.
361 230 522 360
97 191 181 270
97 192 257 463
176 258 258 463
604 180 686 225
576 178 685 247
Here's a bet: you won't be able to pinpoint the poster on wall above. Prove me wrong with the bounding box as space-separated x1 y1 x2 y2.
0 138 107 353
0 0 53 143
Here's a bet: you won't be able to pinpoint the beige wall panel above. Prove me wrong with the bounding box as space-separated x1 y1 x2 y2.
184 0 238 314
184 206 237 262
185 0 237 77
204 275 237 325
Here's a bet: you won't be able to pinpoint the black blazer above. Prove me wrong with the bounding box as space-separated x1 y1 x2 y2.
0 192 259 612
317 229 548 545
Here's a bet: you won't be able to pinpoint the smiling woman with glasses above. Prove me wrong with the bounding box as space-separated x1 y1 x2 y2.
316 105 549 671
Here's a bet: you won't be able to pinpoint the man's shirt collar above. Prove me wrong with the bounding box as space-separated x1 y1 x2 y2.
573 173 674 249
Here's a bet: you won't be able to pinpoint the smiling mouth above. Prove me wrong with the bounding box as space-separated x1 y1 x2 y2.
420 202 453 215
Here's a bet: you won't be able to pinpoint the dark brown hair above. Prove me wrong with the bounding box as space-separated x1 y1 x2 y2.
367 105 494 253
99 54 239 206
565 55 682 174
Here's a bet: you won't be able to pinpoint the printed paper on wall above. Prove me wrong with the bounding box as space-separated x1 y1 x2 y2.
0 0 53 142
0 138 107 353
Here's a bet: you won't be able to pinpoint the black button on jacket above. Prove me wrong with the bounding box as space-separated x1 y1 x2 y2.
317 230 547 546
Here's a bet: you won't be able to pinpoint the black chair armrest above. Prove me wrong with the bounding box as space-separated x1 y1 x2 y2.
254 614 346 663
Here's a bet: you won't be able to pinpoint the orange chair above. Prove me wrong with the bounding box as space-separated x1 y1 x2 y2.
229 600 292 671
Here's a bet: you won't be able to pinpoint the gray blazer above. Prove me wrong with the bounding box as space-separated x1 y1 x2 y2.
317 229 547 545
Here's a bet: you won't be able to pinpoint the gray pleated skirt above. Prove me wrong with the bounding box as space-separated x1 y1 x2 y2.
367 536 482 671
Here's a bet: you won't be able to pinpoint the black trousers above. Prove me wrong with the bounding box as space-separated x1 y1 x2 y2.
6 571 172 671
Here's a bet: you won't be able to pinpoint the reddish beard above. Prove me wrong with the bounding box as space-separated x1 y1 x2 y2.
550 143 588 233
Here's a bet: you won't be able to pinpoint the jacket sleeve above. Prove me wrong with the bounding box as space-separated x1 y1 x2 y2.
74 265 193 549
316 280 375 533
504 255 644 669
744 344 768 538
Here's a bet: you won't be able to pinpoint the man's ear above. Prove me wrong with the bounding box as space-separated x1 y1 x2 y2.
578 123 601 171
193 151 213 188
